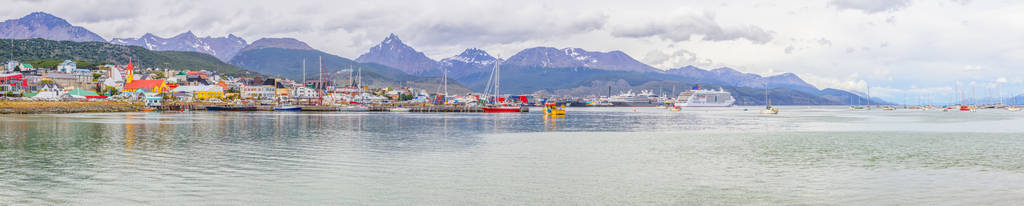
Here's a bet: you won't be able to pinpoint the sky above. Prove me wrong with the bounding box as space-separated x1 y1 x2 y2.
3 0 1024 103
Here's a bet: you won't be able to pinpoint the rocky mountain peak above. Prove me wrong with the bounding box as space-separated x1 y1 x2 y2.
356 34 440 75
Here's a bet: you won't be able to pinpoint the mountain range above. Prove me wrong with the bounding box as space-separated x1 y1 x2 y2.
0 11 890 105
0 12 105 42
504 47 659 72
666 66 818 92
229 38 471 93
110 31 248 62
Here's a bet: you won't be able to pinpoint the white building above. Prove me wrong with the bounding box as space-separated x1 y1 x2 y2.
241 86 275 100
292 86 318 99
5 61 18 71
57 60 76 73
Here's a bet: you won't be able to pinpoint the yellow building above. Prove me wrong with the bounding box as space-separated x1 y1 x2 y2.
170 85 224 100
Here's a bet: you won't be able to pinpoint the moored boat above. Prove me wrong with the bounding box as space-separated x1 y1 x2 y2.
273 105 302 111
674 86 735 107
543 103 566 116
389 107 411 112
482 105 526 113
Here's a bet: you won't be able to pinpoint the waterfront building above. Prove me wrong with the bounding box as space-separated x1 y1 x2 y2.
241 86 275 100
171 85 224 101
293 86 318 99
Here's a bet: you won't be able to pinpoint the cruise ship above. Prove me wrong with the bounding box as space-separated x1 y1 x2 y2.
673 86 735 107
609 90 660 107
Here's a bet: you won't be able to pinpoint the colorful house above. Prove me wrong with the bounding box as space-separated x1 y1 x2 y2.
171 85 224 100
66 88 105 99
124 80 169 93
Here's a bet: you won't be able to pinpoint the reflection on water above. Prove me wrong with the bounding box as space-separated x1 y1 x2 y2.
1 106 1024 204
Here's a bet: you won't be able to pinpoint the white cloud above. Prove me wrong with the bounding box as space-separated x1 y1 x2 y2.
964 65 983 71
610 11 773 44
642 49 716 69
828 0 911 13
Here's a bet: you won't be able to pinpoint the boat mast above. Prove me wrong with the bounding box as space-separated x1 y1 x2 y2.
494 57 501 103
318 56 323 91
443 67 448 98
302 59 306 86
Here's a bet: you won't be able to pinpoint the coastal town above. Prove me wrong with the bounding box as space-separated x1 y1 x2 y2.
0 58 540 113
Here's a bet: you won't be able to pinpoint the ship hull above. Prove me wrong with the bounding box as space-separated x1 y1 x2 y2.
482 107 527 113
609 101 659 107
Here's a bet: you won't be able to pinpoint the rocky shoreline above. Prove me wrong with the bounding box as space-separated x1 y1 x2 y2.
0 101 144 114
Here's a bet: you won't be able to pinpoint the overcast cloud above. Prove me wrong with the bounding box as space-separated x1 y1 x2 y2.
2 0 1023 104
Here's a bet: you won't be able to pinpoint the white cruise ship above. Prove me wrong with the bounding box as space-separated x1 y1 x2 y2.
674 86 735 107
609 90 659 107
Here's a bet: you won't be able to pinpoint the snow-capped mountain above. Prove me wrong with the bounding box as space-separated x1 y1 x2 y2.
440 48 499 78
355 34 440 75
665 66 818 91
503 47 659 72
110 31 248 62
0 12 105 42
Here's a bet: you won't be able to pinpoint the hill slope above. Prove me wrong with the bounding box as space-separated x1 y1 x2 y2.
0 38 251 75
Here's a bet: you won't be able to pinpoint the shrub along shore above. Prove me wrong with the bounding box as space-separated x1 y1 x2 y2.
0 101 143 114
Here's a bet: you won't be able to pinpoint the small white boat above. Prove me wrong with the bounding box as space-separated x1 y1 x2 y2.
390 107 411 112
761 106 779 115
1009 107 1021 112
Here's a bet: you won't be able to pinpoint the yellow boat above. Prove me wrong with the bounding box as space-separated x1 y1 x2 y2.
543 104 566 116
141 108 155 112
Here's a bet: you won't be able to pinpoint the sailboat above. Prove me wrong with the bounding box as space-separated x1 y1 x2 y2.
481 58 525 113
761 82 779 115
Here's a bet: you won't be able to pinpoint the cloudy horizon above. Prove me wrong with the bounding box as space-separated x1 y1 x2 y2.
4 0 1024 103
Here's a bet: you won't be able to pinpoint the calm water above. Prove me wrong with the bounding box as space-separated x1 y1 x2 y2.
2 107 1024 205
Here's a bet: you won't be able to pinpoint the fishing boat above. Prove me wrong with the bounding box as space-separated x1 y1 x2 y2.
141 108 155 112
543 103 566 116
481 56 527 113
206 105 257 111
273 105 302 111
761 82 779 115
390 107 411 112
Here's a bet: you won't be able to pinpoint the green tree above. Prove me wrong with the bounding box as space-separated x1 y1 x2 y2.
92 73 102 82
154 71 165 79
103 87 121 96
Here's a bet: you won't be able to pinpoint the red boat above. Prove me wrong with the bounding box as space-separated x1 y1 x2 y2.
482 105 526 113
